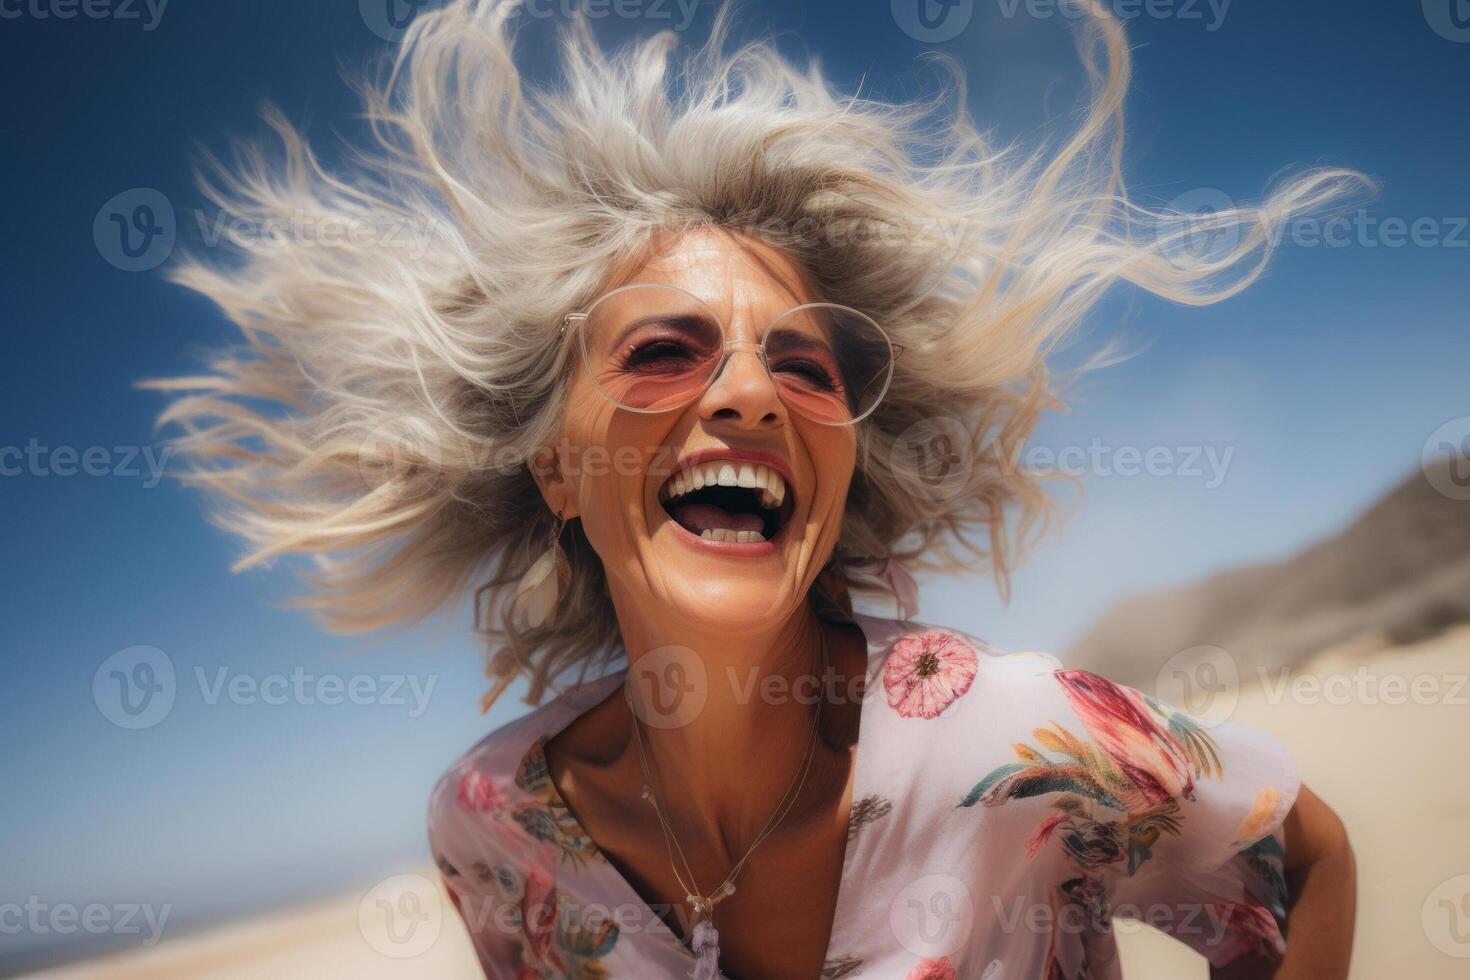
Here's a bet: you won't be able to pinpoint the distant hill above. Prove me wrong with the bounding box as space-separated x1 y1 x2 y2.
1066 460 1470 689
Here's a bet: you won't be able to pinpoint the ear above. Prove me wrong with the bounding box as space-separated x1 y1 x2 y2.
527 443 581 521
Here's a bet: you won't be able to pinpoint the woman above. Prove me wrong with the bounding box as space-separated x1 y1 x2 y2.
143 0 1359 976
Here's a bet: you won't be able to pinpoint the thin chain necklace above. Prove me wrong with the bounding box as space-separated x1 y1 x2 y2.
622 621 831 979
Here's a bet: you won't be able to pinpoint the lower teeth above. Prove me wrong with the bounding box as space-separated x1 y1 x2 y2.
699 528 766 543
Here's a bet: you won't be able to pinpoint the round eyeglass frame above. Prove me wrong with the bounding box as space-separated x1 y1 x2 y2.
558 282 904 427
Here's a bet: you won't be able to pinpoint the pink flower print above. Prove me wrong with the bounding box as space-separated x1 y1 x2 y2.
905 956 957 980
456 769 506 814
883 630 978 718
1053 669 1196 805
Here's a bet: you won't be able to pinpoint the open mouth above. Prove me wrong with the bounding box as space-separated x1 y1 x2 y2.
658 460 795 545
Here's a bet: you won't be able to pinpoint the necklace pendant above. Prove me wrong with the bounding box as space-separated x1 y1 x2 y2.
689 918 721 980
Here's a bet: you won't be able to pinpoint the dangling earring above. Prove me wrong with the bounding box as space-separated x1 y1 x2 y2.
512 508 570 629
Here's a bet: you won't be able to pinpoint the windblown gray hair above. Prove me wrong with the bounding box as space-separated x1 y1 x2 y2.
138 0 1369 709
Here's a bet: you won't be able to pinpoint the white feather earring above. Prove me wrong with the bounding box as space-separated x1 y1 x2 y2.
511 509 570 629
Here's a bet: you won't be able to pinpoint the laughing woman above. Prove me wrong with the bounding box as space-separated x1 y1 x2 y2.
142 0 1359 976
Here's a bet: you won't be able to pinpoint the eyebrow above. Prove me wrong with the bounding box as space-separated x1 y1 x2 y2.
606 311 721 351
765 327 837 354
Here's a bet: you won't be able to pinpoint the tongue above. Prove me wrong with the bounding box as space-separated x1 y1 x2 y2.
669 501 764 534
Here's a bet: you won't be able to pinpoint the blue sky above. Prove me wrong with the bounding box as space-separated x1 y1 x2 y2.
1 0 1465 971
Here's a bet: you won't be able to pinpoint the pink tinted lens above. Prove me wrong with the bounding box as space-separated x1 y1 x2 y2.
764 305 893 424
580 285 724 411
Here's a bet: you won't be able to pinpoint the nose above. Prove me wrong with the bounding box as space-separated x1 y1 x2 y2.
698 340 786 429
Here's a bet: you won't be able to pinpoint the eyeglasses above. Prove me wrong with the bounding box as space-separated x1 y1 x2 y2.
560 283 902 426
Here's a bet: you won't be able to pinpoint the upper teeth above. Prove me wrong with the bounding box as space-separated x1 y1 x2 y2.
659 460 787 510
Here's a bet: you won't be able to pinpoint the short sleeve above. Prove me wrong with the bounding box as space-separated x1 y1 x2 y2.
1044 669 1300 968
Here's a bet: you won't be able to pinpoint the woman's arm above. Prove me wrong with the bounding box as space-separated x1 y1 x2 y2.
1211 782 1357 979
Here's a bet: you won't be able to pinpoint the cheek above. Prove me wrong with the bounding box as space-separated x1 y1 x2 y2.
559 387 667 541
804 425 858 518
792 424 857 573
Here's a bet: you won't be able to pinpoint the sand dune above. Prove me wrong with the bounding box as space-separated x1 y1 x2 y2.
1068 461 1470 691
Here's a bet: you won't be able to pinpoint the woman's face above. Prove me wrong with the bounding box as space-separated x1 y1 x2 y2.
542 227 857 633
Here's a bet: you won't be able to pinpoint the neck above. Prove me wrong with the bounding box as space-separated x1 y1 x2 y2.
611 594 838 869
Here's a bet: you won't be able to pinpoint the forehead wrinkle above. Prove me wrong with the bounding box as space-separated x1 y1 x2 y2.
634 229 819 339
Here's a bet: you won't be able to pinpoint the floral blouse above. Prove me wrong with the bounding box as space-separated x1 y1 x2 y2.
428 611 1298 979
